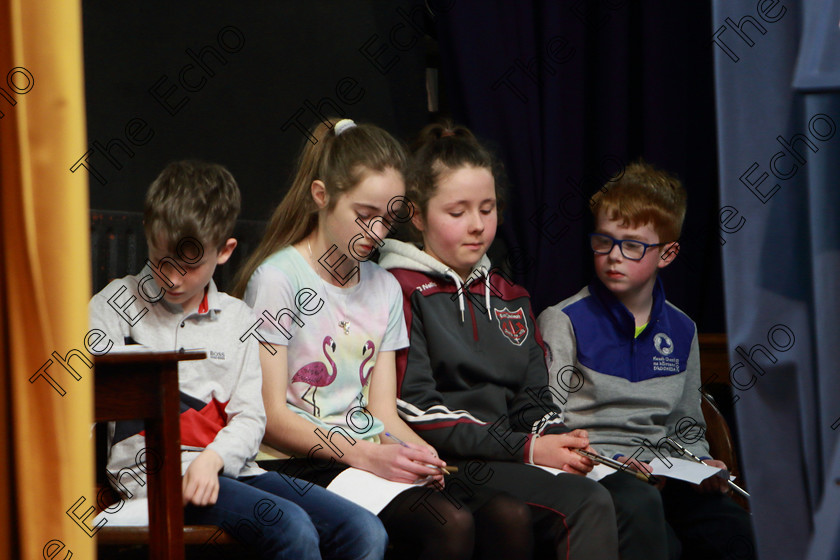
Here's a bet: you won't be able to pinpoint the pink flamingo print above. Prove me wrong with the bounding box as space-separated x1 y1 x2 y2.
291 336 337 417
357 340 375 407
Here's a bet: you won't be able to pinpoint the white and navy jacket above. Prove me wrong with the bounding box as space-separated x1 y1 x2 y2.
379 240 570 464
537 277 711 462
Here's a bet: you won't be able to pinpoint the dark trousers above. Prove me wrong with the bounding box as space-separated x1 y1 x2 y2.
601 472 755 560
661 478 755 560
600 471 672 560
467 461 620 560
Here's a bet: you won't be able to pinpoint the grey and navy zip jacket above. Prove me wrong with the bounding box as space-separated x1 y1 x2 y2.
379 239 570 464
537 277 711 462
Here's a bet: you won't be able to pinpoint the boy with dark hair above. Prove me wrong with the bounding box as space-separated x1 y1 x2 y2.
89 161 387 560
538 161 755 560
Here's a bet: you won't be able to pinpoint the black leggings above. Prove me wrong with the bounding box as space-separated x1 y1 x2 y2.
379 485 533 560
262 459 534 560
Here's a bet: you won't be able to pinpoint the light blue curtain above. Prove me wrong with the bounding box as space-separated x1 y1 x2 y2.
712 1 840 558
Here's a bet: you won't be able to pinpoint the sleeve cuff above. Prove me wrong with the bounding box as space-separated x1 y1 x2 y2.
540 421 570 436
205 443 244 477
523 433 537 464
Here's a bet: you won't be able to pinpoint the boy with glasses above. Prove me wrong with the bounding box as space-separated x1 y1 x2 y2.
538 161 754 560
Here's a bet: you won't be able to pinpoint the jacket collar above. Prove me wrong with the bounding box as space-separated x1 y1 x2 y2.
379 239 494 323
589 275 666 337
379 239 491 279
199 279 222 315
139 264 222 318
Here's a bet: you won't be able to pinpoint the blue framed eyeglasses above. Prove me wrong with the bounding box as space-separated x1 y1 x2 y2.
589 233 669 261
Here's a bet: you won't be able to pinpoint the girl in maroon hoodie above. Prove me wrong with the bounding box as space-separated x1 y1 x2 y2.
379 122 664 560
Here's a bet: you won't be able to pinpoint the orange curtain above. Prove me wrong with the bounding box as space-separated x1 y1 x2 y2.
0 0 94 558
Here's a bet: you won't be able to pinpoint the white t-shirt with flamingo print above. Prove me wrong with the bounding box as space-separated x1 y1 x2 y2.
244 245 409 443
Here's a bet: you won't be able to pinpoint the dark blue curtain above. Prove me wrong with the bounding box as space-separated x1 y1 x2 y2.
712 0 840 558
432 1 724 330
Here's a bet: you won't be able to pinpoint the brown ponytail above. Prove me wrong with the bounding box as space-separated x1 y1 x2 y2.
407 120 507 224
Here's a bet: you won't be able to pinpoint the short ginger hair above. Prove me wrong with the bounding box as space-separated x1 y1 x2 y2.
590 160 686 242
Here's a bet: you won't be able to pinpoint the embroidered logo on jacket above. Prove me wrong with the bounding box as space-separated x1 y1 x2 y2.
493 307 529 346
653 333 673 356
652 333 680 372
208 351 225 360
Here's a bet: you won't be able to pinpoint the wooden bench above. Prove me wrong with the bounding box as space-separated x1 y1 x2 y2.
699 333 731 387
96 491 240 558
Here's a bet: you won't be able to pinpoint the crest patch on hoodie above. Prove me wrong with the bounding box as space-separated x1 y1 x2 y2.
493 307 529 346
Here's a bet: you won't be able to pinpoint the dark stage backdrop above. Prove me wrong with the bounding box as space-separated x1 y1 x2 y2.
82 1 725 332
81 1 427 222
431 1 725 331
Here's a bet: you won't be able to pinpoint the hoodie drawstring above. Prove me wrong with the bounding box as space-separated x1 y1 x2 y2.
378 239 496 325
479 266 493 321
446 269 466 323
454 266 493 324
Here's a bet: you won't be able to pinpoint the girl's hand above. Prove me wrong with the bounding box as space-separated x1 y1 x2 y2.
532 430 595 475
182 449 224 506
402 441 446 487
407 440 441 461
365 442 447 485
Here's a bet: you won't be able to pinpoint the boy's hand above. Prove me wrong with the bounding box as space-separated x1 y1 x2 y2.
695 459 730 494
533 430 595 475
182 449 224 506
615 455 666 489
615 455 653 475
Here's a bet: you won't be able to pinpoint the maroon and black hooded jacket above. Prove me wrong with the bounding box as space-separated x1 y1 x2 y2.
378 239 570 463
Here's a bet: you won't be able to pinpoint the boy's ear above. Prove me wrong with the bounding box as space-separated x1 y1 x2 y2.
658 242 680 268
216 238 238 265
410 210 425 233
311 180 328 209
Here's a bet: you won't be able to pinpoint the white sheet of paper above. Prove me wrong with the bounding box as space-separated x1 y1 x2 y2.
93 497 149 527
586 464 615 481
104 345 152 354
527 462 618 482
649 457 724 484
326 468 424 514
527 457 729 485
528 463 563 476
